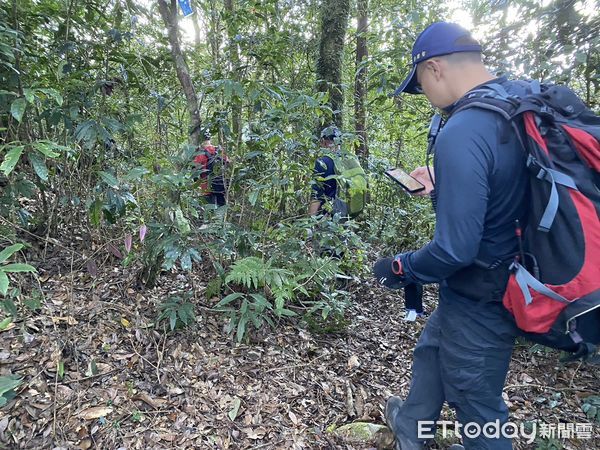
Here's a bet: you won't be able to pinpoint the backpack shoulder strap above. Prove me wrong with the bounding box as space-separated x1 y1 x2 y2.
448 81 536 149
451 82 523 120
324 151 341 173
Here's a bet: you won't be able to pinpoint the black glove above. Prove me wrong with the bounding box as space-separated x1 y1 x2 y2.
373 257 408 290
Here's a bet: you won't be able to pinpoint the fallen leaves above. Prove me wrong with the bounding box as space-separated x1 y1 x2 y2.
519 372 534 383
51 316 78 325
347 354 360 370
242 426 267 440
228 397 242 421
2 257 599 450
78 406 113 420
131 392 168 409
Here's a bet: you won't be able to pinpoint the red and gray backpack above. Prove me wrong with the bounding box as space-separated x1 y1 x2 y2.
452 81 600 360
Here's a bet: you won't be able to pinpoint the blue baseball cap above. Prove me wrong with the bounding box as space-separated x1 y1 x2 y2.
320 125 341 140
394 22 482 95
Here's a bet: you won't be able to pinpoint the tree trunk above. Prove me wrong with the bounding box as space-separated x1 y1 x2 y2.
224 0 242 140
191 0 202 46
158 0 202 146
205 0 221 65
354 0 368 162
316 0 350 128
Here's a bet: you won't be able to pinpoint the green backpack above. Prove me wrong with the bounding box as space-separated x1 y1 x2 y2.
329 151 368 218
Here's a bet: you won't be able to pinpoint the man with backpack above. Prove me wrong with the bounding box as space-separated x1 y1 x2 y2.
376 21 600 450
309 125 367 219
376 22 526 450
308 126 365 259
193 128 229 207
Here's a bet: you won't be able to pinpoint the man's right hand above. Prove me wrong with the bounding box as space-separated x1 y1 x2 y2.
410 166 435 196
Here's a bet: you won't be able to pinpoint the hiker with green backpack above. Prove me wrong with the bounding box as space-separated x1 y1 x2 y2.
309 126 425 316
308 125 367 219
308 125 366 260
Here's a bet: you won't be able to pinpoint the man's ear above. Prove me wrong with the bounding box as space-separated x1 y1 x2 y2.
428 59 443 81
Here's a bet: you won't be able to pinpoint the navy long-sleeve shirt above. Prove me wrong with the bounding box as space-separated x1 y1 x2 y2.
312 155 337 205
400 78 529 285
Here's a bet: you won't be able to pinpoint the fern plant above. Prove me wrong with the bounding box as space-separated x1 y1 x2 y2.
217 256 300 341
225 256 267 290
225 257 294 291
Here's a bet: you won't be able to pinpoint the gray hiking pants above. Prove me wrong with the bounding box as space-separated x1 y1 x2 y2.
391 286 519 449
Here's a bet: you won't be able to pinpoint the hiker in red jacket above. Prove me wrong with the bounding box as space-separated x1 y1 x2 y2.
193 128 229 207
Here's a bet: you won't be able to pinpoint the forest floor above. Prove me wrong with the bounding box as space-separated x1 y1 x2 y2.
1 241 600 450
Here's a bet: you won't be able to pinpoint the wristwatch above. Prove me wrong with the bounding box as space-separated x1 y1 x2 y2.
392 256 404 275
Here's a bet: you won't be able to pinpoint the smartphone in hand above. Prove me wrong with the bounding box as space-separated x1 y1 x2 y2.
384 167 426 194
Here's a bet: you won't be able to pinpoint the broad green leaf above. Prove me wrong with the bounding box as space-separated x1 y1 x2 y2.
0 271 8 296
122 192 138 207
1 298 17 317
0 244 23 264
250 293 269 307
180 251 192 271
244 151 263 160
1 263 36 273
13 179 36 198
0 375 22 397
124 167 149 181
89 198 103 227
102 117 123 133
38 88 63 106
85 360 98 377
74 121 98 149
10 98 27 122
248 190 259 206
275 296 284 312
98 171 118 188
32 142 60 158
214 292 244 308
174 207 190 234
188 249 202 263
0 146 24 175
240 298 249 315
278 308 297 317
236 316 247 342
28 151 48 181
0 316 12 330
23 89 35 103
232 82 244 98
57 61 69 79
